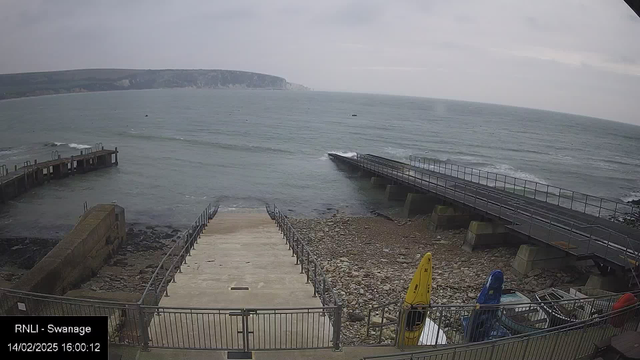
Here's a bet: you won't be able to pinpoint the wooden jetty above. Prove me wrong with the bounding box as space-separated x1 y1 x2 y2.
0 147 118 203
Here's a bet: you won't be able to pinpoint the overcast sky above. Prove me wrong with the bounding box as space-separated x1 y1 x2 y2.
1 0 639 124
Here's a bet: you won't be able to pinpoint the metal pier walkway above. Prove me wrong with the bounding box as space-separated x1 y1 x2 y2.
329 153 640 274
0 147 118 203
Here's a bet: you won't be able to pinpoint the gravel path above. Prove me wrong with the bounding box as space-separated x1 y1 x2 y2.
290 213 591 345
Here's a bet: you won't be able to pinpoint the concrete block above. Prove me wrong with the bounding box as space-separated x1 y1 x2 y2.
462 221 508 251
403 193 440 218
428 205 471 231
584 274 627 293
511 244 575 275
385 185 409 201
371 177 392 186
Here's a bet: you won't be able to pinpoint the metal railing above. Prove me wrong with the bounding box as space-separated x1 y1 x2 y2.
270 204 342 309
369 153 640 288
0 286 342 352
139 204 218 306
409 155 639 221
0 203 344 352
363 303 640 360
144 305 339 351
334 153 639 271
367 290 638 348
0 287 147 346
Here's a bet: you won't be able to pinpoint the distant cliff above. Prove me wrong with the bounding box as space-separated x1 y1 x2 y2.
0 69 309 100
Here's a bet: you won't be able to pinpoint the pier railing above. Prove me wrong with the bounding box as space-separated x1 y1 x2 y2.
408 155 639 221
363 302 640 360
340 154 639 273
0 147 119 203
366 290 639 347
269 205 342 310
139 203 219 306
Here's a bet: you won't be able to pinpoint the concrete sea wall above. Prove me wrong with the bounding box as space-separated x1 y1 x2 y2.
11 204 126 295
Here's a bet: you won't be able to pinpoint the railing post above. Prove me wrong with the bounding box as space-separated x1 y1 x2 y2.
305 250 310 283
598 198 603 217
299 243 304 272
584 195 588 213
333 303 343 351
435 308 443 347
322 277 327 304
241 309 250 353
312 263 318 297
137 304 150 351
570 191 574 210
397 307 406 350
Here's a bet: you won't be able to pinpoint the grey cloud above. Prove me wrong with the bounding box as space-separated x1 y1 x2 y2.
321 0 385 26
0 0 639 124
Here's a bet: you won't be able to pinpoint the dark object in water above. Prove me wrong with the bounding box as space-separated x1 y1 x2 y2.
352 114 357 116
145 114 148 117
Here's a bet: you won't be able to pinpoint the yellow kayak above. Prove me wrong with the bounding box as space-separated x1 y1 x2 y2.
400 253 433 346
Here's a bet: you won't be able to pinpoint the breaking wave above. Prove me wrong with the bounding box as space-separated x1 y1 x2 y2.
621 192 640 203
322 151 357 160
68 143 92 150
44 142 92 150
0 147 18 155
479 164 548 184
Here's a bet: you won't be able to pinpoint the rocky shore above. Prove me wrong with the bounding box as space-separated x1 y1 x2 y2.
80 225 183 296
0 225 184 301
289 213 591 345
0 237 59 287
611 211 639 229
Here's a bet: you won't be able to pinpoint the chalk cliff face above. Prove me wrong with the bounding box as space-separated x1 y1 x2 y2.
0 69 308 100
